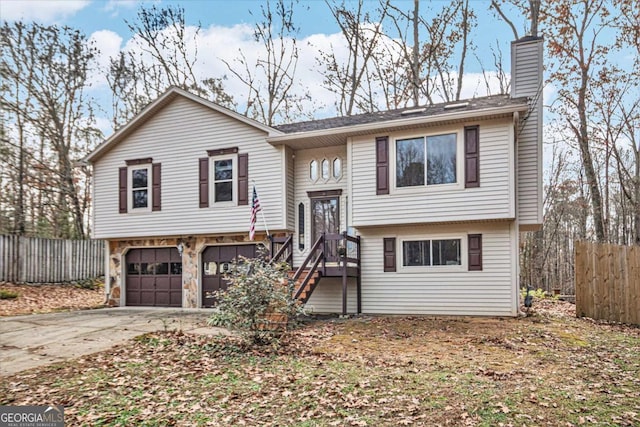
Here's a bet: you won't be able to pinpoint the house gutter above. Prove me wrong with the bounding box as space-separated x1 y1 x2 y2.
267 103 529 144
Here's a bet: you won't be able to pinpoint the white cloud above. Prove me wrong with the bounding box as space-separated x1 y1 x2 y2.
0 0 89 23
103 0 139 17
88 30 123 87
88 18 524 128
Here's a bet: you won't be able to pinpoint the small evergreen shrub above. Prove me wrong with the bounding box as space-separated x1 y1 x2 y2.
208 250 304 346
0 289 19 299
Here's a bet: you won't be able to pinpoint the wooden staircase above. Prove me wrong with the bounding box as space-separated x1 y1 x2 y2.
288 269 321 304
271 232 362 315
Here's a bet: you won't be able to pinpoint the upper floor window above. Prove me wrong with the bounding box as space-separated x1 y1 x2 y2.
120 159 161 214
211 155 236 203
396 133 457 188
199 148 248 208
310 160 318 181
130 166 150 209
309 157 343 183
321 159 330 180
333 158 342 179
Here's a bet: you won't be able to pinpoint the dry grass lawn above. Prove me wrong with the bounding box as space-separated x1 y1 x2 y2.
0 281 105 316
1 300 639 426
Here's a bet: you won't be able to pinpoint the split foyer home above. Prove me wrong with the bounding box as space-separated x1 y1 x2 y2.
86 37 543 316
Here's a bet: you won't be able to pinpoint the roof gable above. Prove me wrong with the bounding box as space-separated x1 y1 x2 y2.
86 86 282 163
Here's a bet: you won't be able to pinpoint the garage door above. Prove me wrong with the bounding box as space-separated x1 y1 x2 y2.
202 244 257 307
126 248 182 307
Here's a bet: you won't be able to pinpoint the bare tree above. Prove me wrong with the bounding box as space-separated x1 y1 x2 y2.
316 0 391 116
0 22 100 238
108 4 234 129
543 0 615 242
490 0 541 38
223 0 310 125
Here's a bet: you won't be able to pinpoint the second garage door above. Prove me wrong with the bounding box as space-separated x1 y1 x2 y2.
202 244 257 307
126 248 182 307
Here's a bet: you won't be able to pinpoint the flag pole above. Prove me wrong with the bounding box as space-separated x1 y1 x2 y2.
252 181 270 238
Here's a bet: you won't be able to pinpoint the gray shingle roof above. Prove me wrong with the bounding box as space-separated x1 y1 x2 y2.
274 95 528 134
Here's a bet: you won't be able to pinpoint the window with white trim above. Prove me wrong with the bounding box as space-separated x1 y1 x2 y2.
333 157 342 179
308 157 343 183
396 133 457 188
129 165 151 211
402 238 461 267
309 160 318 181
211 155 237 204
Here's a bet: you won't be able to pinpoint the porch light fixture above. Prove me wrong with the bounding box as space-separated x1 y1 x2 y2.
177 243 184 256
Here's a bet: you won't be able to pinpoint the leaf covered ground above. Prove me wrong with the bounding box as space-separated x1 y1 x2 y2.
1 300 639 426
0 281 105 316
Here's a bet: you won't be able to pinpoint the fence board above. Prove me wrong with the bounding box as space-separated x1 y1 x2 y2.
575 241 640 326
0 235 105 283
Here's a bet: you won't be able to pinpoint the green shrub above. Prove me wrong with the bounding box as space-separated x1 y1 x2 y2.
0 289 19 299
520 288 558 300
208 250 304 347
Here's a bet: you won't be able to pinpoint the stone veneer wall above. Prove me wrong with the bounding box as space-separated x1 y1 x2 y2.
107 232 284 307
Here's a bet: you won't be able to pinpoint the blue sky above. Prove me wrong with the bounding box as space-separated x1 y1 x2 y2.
1 0 531 130
1 0 521 74
2 1 516 39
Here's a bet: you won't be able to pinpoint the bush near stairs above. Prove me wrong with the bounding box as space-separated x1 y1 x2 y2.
208 255 304 346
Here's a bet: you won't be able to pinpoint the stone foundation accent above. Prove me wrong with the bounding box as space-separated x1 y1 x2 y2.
106 232 285 307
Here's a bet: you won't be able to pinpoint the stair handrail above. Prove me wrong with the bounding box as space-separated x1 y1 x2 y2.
270 235 293 266
293 251 324 301
291 234 324 282
291 234 325 301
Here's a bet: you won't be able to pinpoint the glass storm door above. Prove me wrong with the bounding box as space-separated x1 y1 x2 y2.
312 197 340 261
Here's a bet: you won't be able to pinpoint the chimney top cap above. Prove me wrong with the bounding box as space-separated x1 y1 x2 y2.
513 35 543 44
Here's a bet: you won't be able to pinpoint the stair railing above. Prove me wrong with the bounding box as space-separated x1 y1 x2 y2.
291 234 325 300
269 235 293 267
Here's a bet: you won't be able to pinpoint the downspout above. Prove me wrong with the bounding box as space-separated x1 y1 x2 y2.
103 240 110 305
513 111 525 317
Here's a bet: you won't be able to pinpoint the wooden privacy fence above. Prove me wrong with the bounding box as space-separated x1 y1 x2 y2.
575 241 640 325
0 235 105 283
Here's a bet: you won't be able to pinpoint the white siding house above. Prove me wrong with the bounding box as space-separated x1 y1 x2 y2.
87 37 543 316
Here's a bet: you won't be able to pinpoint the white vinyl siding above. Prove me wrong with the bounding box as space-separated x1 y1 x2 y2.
292 146 348 267
350 119 515 227
305 278 358 314
512 38 543 228
355 222 518 316
93 96 286 239
285 146 295 231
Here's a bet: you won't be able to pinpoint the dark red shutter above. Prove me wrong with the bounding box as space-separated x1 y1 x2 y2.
152 163 161 211
238 153 249 205
119 167 127 213
468 234 483 271
199 158 209 208
465 126 480 188
383 237 396 272
376 136 389 195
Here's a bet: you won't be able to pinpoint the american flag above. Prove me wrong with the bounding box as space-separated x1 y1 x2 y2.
249 186 261 241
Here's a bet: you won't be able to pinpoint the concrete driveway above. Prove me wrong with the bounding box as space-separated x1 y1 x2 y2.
0 308 224 376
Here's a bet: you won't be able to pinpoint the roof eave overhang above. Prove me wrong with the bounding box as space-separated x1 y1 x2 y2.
85 87 283 164
267 103 529 149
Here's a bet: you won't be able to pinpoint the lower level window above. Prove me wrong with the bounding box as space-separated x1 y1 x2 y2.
402 239 461 267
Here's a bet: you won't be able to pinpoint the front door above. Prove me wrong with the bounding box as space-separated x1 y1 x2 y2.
201 244 257 307
312 197 340 261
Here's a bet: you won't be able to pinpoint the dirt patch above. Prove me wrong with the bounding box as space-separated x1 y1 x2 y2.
0 282 105 316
